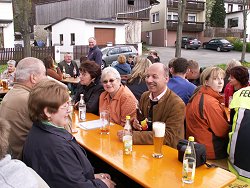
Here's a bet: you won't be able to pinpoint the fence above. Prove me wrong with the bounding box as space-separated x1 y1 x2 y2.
204 27 244 38
73 44 139 60
0 46 55 65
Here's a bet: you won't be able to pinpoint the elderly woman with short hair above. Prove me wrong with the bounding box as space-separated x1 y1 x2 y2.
74 60 104 115
23 79 114 188
99 67 137 126
186 67 229 160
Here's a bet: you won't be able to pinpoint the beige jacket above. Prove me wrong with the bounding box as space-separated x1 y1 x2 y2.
0 83 32 159
133 89 185 149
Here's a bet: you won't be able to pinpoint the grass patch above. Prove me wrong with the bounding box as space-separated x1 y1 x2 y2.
0 64 7 74
216 62 250 70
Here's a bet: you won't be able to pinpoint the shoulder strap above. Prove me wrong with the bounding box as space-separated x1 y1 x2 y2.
199 93 204 119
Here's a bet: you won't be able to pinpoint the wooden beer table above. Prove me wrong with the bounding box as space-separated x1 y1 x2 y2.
73 113 236 188
61 77 80 84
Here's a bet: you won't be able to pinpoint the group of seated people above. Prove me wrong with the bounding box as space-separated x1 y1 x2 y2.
0 52 250 186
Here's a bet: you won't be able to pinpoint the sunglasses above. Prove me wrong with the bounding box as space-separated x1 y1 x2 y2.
102 78 117 84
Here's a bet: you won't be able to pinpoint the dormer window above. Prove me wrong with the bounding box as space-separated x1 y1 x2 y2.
128 0 134 6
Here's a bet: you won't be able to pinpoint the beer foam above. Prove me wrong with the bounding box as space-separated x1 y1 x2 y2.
153 122 165 137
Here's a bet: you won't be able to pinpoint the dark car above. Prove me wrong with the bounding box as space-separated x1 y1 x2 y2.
181 37 201 49
101 45 138 69
203 38 234 52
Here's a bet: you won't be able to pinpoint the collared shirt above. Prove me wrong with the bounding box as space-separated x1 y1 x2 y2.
149 87 168 101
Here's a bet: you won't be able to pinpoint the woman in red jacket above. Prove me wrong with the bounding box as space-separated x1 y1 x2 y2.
186 67 229 160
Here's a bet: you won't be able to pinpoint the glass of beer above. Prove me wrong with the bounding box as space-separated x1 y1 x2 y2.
2 79 8 90
152 122 166 158
100 110 110 134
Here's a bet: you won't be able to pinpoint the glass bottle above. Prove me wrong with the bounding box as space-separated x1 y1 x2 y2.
123 116 133 155
62 66 66 79
73 67 77 78
78 94 86 122
182 136 196 184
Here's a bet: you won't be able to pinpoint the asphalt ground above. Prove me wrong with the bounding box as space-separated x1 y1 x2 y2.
145 46 250 68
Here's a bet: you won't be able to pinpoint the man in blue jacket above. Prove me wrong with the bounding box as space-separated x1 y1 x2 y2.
87 37 103 67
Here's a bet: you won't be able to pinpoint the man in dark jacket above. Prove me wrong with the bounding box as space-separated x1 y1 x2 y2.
58 52 79 77
87 37 103 67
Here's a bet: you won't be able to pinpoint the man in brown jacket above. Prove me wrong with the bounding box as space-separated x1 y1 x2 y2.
0 57 46 159
118 63 185 149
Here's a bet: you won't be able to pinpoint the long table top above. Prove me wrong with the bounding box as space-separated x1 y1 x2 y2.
73 113 236 188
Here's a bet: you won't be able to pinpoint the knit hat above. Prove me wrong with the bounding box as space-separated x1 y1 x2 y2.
7 60 16 67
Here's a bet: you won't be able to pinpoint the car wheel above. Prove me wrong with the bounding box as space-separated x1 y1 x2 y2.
101 61 106 70
184 45 188 49
217 47 221 52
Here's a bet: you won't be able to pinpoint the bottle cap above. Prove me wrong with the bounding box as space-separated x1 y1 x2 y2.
188 136 194 142
126 116 130 120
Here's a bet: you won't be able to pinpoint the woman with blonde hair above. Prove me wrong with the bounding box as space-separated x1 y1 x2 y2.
127 57 152 101
186 67 229 160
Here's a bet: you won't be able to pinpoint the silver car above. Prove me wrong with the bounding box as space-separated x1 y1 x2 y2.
101 45 138 69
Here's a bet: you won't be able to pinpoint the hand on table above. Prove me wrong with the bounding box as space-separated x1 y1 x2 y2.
95 173 116 188
132 118 142 131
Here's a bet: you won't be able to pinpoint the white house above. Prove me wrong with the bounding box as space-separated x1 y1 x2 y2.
45 17 127 53
0 0 14 48
224 0 250 41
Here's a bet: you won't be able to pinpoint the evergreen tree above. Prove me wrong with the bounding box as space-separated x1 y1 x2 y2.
210 0 226 27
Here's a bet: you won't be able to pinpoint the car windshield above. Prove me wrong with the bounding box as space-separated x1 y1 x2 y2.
101 47 109 54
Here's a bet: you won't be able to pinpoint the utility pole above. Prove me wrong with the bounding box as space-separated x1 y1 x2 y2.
241 0 249 62
175 0 186 58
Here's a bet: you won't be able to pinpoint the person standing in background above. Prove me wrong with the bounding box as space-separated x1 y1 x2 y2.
87 37 103 67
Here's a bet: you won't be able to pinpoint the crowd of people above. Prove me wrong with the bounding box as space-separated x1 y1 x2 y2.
0 37 250 186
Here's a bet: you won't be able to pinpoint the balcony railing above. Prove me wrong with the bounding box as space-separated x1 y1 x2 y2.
167 0 205 11
167 20 204 32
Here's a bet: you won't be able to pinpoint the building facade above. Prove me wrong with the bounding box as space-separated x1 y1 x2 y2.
224 0 249 41
0 0 14 48
141 0 206 47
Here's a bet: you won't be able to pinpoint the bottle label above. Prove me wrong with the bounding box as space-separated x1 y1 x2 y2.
123 135 132 155
79 109 86 121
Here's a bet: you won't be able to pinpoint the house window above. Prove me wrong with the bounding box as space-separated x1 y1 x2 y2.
228 18 238 28
0 28 4 48
188 14 196 22
151 12 159 23
167 12 178 20
60 34 63 45
238 5 243 11
71 33 75 45
128 0 134 5
228 4 233 12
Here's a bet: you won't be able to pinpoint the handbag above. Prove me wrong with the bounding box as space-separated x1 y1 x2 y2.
177 139 207 167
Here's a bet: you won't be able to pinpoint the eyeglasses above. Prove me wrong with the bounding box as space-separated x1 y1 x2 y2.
102 78 117 84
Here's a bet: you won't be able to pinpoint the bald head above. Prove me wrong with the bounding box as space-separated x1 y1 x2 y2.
146 63 169 98
15 57 46 87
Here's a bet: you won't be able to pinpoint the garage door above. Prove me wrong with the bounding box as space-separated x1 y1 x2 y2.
95 28 115 45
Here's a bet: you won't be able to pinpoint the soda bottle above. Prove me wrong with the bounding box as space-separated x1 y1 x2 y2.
182 136 196 184
73 67 77 78
78 94 86 121
123 116 133 155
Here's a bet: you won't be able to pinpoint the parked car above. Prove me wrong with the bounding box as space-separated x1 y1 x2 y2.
202 38 234 52
101 45 138 69
180 36 201 49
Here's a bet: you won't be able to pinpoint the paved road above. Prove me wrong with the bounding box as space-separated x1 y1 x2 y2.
145 46 250 67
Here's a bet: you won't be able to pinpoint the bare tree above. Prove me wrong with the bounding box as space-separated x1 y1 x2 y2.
175 0 186 58
241 0 249 62
12 0 32 57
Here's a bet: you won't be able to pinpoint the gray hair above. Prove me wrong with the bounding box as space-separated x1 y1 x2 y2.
15 57 45 82
7 60 16 66
101 67 121 82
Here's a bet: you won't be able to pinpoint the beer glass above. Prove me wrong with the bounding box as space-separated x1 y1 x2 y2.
100 110 110 134
152 122 165 158
2 79 8 90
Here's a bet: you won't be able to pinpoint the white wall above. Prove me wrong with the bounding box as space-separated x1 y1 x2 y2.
51 18 126 53
0 1 14 48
